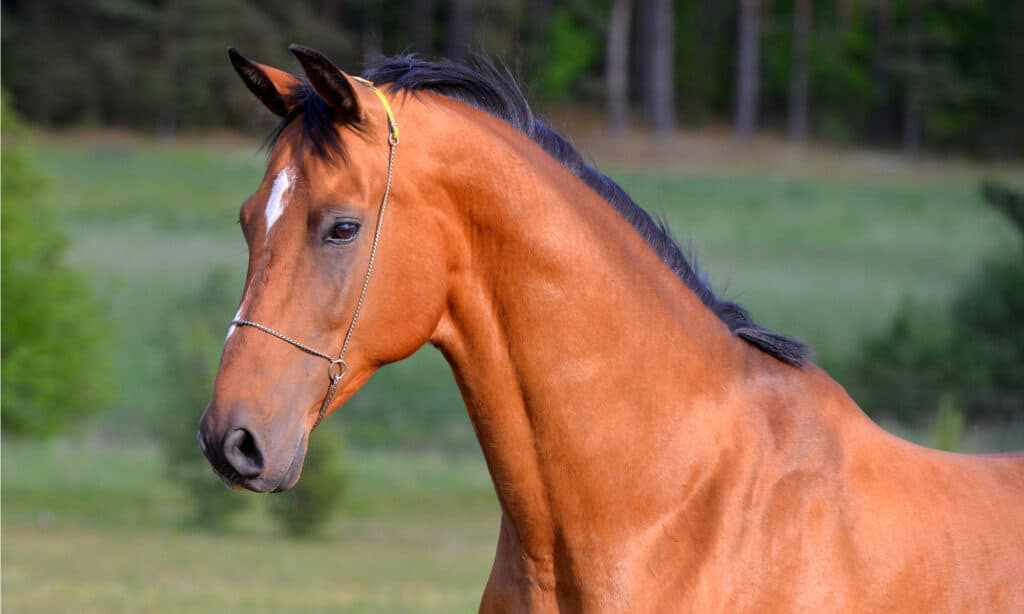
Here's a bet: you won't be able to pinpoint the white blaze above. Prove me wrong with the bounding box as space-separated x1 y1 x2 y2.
226 167 291 344
225 306 244 343
264 166 294 242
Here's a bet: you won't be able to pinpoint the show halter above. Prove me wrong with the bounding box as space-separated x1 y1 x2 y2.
230 76 399 431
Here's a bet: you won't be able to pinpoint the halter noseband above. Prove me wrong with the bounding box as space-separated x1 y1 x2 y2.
230 76 399 431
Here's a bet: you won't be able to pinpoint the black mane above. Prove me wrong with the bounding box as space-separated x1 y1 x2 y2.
273 55 809 366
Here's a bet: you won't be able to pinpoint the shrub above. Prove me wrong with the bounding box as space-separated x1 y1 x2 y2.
1 97 114 436
269 428 349 538
948 257 1024 419
847 181 1023 423
154 268 350 532
931 395 965 452
848 299 955 422
154 268 250 527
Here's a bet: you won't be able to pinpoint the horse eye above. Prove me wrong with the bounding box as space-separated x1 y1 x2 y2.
328 221 361 243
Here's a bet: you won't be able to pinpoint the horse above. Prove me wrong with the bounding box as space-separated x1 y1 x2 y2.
199 45 1024 612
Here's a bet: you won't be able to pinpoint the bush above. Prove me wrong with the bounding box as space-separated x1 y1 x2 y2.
154 268 349 532
269 428 349 538
154 268 250 527
846 182 1023 423
931 395 965 452
1 97 114 436
848 299 955 422
948 257 1024 418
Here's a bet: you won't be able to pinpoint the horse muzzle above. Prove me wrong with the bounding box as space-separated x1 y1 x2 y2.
198 408 307 493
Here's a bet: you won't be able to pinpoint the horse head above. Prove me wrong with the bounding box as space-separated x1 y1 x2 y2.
199 46 448 492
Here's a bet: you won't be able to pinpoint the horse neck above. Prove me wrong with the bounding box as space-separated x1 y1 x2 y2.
420 105 801 561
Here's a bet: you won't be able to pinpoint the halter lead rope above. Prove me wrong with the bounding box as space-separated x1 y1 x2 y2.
231 77 399 431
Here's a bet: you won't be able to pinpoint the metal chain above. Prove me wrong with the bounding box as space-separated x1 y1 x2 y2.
336 135 397 362
229 84 399 432
228 319 333 362
310 135 398 430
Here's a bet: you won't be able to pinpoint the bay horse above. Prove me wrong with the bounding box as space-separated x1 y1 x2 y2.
199 45 1024 611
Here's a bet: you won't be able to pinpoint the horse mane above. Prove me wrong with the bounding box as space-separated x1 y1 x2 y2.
270 54 809 367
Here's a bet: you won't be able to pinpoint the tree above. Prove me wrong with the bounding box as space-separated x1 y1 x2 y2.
869 0 894 142
1 0 1022 155
788 0 812 142
605 0 631 137
902 0 922 156
734 0 761 139
1 101 114 437
640 0 675 136
536 6 601 104
447 0 470 62
361 2 382 58
410 0 435 55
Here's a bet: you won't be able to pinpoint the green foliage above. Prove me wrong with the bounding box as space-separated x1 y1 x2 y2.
269 428 349 538
154 268 249 527
849 299 954 421
811 23 874 144
535 7 600 104
2 0 1022 154
931 395 965 452
847 182 1024 423
151 265 350 535
949 256 1024 418
0 0 354 132
1 100 114 437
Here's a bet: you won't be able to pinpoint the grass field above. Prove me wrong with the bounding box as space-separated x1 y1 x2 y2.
4 133 1022 611
3 439 498 613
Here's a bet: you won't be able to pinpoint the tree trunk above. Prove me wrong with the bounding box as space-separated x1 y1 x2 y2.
411 0 434 55
643 0 675 136
1008 2 1024 156
362 3 382 59
903 0 922 156
528 0 552 31
788 0 812 142
320 0 339 23
734 0 761 140
870 0 893 142
606 0 632 138
522 0 552 76
157 0 177 140
837 0 853 34
447 0 470 62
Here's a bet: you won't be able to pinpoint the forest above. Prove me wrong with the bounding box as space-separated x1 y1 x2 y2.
3 0 1022 156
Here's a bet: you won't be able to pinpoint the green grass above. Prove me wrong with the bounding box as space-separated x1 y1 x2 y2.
2 439 498 613
616 171 1020 366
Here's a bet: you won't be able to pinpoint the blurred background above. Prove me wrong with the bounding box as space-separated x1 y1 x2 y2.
2 1 1022 611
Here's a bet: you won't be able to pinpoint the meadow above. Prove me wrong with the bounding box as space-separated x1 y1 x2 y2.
3 439 498 612
3 133 1022 611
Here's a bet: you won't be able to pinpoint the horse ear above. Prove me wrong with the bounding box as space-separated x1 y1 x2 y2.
288 44 360 119
228 48 301 118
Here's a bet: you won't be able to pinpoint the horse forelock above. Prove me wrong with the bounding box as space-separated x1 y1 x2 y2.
266 83 362 162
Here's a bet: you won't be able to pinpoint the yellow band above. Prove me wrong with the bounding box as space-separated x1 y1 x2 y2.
352 76 400 144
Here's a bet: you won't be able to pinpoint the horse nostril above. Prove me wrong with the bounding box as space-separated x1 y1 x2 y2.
222 428 264 478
